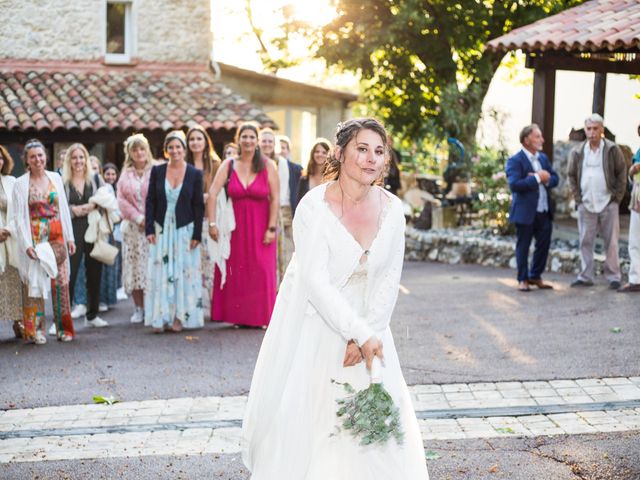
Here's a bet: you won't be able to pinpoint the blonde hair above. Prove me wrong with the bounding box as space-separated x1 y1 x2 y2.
259 127 276 160
89 155 102 175
123 133 153 170
62 143 92 185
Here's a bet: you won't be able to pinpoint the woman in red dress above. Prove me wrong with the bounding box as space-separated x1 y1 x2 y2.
207 123 279 327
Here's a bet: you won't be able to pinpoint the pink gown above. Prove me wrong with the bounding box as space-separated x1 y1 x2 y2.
212 166 276 326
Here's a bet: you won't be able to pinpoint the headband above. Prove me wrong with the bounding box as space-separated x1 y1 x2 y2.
164 130 186 149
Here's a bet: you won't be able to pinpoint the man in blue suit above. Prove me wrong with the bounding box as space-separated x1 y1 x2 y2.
506 124 559 291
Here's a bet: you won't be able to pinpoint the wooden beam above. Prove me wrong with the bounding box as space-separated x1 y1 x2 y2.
531 68 556 162
592 73 607 116
527 54 640 75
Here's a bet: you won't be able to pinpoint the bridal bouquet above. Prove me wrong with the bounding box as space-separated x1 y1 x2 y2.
332 357 404 446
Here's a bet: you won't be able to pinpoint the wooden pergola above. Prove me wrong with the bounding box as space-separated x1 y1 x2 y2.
486 0 640 162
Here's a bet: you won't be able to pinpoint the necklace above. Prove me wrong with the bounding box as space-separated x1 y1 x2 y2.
338 179 371 205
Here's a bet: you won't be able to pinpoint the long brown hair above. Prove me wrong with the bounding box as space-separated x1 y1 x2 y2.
305 138 332 177
186 125 221 190
0 145 13 175
323 118 389 183
236 122 265 173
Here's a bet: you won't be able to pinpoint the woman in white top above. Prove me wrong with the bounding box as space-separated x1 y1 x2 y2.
242 118 428 479
12 139 76 344
0 145 23 337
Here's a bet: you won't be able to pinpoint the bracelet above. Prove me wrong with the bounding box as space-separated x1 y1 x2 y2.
268 226 276 233
208 221 217 228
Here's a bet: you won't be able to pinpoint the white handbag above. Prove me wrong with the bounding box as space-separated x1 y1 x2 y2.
90 239 119 265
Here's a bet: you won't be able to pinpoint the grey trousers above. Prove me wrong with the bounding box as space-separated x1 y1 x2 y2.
577 201 621 283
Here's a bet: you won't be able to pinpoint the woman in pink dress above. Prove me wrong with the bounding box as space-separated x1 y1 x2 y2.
207 123 279 327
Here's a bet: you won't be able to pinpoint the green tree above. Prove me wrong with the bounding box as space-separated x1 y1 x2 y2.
285 0 584 147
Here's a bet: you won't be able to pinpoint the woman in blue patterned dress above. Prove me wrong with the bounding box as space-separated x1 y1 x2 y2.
144 130 204 333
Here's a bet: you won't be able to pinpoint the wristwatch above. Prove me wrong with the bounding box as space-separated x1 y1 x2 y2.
268 225 276 233
208 221 217 228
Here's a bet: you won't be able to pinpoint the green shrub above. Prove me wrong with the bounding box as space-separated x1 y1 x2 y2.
471 148 514 235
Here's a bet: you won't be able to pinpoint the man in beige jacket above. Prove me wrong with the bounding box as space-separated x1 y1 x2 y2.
567 113 627 289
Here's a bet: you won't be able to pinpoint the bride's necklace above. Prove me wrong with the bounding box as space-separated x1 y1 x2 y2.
339 179 371 205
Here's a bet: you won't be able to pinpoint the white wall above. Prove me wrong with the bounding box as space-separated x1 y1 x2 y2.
479 63 640 153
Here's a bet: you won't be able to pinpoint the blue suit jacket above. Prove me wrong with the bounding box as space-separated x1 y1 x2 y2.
145 163 204 241
287 160 303 214
506 150 559 225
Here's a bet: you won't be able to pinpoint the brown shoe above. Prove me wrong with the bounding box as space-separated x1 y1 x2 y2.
617 283 640 293
518 281 531 292
528 278 554 289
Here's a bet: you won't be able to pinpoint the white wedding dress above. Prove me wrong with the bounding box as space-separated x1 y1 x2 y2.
243 184 428 479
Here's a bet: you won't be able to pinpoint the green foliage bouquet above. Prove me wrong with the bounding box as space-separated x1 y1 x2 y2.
332 357 404 446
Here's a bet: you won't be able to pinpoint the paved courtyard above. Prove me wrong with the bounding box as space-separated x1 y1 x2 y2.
1 261 639 479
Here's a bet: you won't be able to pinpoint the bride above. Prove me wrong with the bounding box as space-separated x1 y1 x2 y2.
242 118 429 479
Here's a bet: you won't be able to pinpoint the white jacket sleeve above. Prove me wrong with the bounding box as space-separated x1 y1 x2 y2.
366 203 405 336
293 199 374 346
51 173 75 243
12 178 32 254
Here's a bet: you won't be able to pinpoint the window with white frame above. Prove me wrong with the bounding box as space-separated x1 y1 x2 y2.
105 1 133 63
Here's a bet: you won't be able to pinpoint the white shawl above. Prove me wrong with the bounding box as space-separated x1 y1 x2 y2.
206 190 235 287
0 174 18 272
84 185 120 244
242 183 406 476
12 171 75 284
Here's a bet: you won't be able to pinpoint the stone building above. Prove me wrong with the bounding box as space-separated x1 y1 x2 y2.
0 0 274 171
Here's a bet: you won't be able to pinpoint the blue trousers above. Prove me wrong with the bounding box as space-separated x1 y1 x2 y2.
515 211 552 282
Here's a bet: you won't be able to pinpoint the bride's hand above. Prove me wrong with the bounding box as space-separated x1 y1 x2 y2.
361 337 384 371
343 340 363 367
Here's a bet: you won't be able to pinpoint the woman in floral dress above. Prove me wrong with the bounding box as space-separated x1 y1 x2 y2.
117 134 152 324
145 130 204 332
186 125 221 317
0 145 22 337
12 139 75 344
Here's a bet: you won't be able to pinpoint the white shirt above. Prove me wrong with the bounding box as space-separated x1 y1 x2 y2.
522 148 548 213
580 140 610 213
277 156 290 207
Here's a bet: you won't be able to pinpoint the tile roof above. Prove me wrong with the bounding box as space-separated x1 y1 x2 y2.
0 69 275 133
486 0 640 53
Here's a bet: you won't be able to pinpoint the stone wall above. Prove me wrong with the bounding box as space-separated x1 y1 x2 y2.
0 0 211 64
405 227 631 280
137 0 211 63
0 0 103 60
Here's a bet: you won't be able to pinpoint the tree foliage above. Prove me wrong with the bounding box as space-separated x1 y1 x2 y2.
283 0 585 147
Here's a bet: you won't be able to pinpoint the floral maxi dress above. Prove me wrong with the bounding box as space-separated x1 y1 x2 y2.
0 180 22 322
22 181 74 340
144 180 203 329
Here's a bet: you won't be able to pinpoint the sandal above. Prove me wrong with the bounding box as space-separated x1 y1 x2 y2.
12 321 24 339
617 283 640 293
58 334 73 342
34 331 47 345
170 320 183 333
